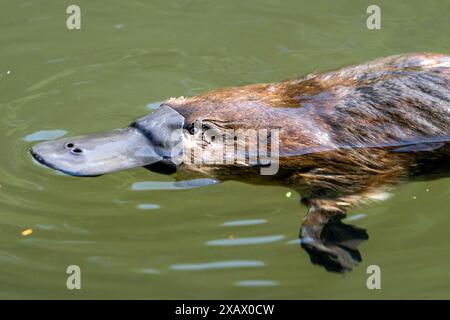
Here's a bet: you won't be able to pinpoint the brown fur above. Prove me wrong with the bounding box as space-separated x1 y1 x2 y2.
164 53 449 208
164 53 450 272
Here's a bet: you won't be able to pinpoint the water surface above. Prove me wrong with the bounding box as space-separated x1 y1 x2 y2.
0 0 449 299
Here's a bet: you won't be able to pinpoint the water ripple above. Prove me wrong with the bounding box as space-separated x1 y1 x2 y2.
137 203 161 210
222 219 267 227
170 260 265 271
146 101 163 110
207 235 285 246
23 130 67 142
235 280 280 287
136 268 161 275
344 213 367 222
132 179 219 191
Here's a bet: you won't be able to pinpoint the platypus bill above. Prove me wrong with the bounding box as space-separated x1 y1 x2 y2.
30 53 450 273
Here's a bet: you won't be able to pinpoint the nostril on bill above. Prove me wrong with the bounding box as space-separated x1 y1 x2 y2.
65 142 74 149
71 148 83 155
65 143 83 155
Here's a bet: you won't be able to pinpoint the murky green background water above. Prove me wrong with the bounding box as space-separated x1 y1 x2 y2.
0 0 449 299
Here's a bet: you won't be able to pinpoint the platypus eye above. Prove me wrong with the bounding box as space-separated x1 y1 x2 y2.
187 121 211 135
187 123 196 135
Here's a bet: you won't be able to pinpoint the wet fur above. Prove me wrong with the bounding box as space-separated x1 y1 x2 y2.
165 53 450 212
162 54 450 272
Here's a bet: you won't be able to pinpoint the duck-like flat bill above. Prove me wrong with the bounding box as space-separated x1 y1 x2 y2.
30 127 164 176
30 106 185 176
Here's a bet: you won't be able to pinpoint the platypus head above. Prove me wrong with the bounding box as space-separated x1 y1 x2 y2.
30 106 185 176
31 85 283 177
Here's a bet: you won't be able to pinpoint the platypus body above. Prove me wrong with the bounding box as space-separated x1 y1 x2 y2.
31 53 450 272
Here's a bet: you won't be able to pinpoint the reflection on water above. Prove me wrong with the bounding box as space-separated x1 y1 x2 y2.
146 101 163 110
344 214 367 222
207 235 285 246
0 0 449 299
131 179 219 190
222 219 267 227
235 280 280 287
170 260 266 271
286 239 301 245
137 203 161 210
137 268 161 275
23 130 67 142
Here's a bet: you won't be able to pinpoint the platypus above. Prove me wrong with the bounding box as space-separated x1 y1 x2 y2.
30 53 450 272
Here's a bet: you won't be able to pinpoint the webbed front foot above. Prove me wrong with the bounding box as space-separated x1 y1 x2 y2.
300 220 368 273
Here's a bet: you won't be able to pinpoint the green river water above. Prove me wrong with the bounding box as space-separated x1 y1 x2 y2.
0 0 449 299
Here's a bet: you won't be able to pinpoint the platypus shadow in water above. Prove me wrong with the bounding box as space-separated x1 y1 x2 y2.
30 53 450 273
